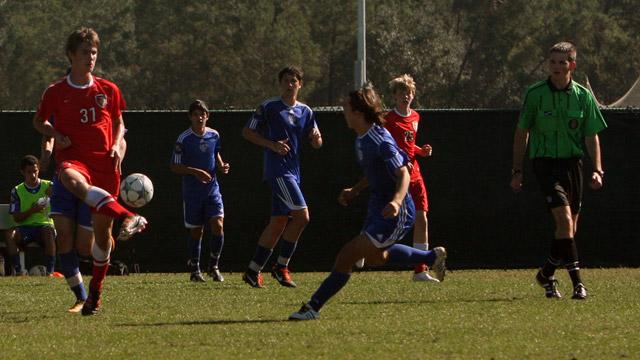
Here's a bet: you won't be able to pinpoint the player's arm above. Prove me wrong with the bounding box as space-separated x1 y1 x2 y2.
414 144 432 157
585 134 603 190
169 163 212 183
110 115 126 171
33 114 70 149
338 177 369 206
308 126 323 149
40 135 54 172
241 126 290 155
510 127 529 192
216 153 230 174
382 166 411 218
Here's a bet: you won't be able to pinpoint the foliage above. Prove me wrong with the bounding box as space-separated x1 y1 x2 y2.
0 269 639 359
1 0 639 109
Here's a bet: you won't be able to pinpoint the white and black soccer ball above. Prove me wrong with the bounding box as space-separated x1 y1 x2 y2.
120 173 154 208
28 265 48 276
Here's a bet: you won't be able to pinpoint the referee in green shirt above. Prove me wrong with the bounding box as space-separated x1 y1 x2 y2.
511 41 606 300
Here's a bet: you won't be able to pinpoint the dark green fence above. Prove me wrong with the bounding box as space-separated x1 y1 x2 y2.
1 109 638 271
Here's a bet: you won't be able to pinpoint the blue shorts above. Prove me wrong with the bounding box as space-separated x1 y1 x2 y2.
50 178 92 228
183 192 224 228
268 176 307 216
362 195 415 248
17 225 55 246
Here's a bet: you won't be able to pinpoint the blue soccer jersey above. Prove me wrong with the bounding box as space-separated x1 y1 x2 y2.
247 97 318 181
171 127 221 197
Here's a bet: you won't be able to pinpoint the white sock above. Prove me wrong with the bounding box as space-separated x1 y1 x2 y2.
84 186 113 209
92 242 111 262
413 242 428 251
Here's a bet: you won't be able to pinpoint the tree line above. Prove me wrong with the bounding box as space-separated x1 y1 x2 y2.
1 0 638 110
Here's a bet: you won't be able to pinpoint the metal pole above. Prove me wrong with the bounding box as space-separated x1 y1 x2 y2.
355 0 366 89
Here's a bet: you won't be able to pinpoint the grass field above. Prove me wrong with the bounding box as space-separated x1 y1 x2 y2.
1 268 639 359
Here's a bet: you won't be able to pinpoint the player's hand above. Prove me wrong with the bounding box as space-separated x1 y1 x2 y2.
510 173 523 193
421 144 433 157
109 145 122 172
53 132 71 149
31 200 46 213
338 188 359 206
589 172 603 190
219 162 230 174
270 139 290 156
382 201 400 218
309 128 322 148
195 169 213 183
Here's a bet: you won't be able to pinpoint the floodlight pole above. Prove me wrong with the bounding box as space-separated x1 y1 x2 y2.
354 0 366 89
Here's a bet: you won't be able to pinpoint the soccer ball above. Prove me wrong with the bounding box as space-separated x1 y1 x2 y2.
29 265 47 276
120 173 154 208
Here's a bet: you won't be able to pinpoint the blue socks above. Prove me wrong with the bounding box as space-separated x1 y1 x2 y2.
309 271 351 311
276 239 298 268
187 236 202 272
209 234 224 268
386 244 437 266
10 254 21 273
59 251 87 301
249 245 273 272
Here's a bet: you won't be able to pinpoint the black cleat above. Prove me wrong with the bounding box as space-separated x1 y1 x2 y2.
536 271 562 298
190 272 206 282
242 269 264 288
208 266 224 282
81 290 102 316
572 283 588 300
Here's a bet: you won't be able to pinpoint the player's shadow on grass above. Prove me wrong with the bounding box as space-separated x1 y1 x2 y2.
343 296 525 305
119 318 289 327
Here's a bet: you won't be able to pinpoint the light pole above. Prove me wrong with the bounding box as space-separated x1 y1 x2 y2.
354 0 366 89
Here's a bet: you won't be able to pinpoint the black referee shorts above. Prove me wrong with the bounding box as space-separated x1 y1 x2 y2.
532 157 583 214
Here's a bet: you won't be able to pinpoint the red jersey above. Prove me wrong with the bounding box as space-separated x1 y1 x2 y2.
36 75 125 171
384 109 423 180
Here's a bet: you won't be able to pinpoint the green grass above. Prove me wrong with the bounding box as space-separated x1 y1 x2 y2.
1 269 639 359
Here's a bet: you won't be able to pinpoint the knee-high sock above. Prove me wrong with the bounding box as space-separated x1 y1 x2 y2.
308 271 351 311
248 245 273 272
59 251 87 301
563 238 583 287
89 242 110 292
386 244 437 267
84 186 133 219
209 234 224 268
276 239 298 268
187 235 202 272
541 238 564 278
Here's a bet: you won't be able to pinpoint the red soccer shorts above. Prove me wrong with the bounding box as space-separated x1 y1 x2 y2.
409 176 428 212
58 160 121 196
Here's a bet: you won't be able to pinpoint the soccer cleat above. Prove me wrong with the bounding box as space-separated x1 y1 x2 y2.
431 247 447 282
190 272 206 282
81 290 102 316
572 283 588 300
208 266 224 282
242 269 264 288
412 271 440 282
354 258 365 269
116 214 148 241
68 300 85 313
536 271 562 298
288 303 320 321
271 265 297 288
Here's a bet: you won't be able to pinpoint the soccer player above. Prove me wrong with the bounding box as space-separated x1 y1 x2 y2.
241 66 322 288
289 85 447 321
6 155 56 276
170 100 228 283
340 74 438 282
511 41 606 300
33 27 147 315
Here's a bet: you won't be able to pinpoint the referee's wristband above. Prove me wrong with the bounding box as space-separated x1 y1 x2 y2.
594 169 604 178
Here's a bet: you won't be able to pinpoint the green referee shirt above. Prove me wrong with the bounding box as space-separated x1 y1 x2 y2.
517 78 607 159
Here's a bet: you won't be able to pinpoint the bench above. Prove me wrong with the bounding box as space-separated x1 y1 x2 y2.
0 203 41 274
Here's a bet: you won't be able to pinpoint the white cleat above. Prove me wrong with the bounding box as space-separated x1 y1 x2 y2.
117 214 148 241
289 303 320 321
431 247 447 282
354 258 365 269
412 271 440 282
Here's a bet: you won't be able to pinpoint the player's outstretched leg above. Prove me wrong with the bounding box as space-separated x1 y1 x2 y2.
117 214 148 241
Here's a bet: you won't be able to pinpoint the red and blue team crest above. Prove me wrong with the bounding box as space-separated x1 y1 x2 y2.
95 94 108 108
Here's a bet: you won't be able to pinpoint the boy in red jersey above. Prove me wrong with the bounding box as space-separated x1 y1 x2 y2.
339 74 438 282
33 27 147 315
